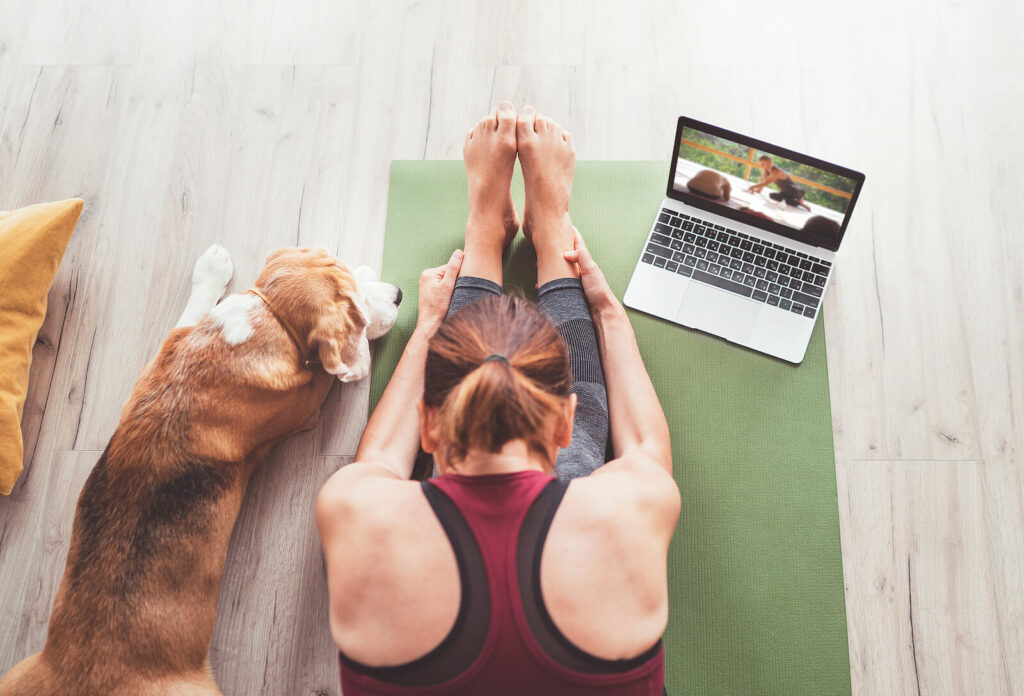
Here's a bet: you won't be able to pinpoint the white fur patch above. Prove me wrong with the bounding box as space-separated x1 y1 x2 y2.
208 293 259 345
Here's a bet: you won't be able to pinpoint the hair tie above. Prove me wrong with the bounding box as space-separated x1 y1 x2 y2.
482 354 509 365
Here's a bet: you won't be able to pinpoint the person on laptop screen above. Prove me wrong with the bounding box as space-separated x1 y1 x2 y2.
746 155 811 211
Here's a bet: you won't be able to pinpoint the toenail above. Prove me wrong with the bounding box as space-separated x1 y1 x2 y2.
499 101 513 112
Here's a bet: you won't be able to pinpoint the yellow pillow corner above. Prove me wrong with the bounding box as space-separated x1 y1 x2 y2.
0 198 83 496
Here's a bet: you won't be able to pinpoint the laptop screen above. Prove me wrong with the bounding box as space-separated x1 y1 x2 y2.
667 117 864 252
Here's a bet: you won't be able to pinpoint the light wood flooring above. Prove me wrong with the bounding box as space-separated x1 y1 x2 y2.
1 1 1022 694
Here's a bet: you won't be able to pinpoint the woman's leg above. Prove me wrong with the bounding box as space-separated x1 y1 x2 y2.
518 106 609 480
446 102 520 316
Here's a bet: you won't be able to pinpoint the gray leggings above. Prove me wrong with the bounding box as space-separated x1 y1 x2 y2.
446 276 608 480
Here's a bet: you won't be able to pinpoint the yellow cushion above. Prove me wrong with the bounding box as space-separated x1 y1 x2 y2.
0 199 83 495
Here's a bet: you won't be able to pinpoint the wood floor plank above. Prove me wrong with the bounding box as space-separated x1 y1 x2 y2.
838 459 1019 695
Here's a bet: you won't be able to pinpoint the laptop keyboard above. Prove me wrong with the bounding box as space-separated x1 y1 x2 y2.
641 208 831 319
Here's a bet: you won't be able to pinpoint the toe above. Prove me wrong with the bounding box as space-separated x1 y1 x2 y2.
478 107 498 133
517 105 537 139
535 116 550 134
496 101 516 136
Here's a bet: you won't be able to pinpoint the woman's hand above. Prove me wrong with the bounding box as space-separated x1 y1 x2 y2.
562 228 621 319
416 249 464 333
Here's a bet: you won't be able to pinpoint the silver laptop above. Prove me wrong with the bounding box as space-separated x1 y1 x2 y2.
624 116 865 363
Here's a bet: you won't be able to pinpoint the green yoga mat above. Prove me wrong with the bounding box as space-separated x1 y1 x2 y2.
369 161 850 695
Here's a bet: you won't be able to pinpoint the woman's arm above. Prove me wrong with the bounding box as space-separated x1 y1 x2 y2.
562 231 672 474
341 249 464 480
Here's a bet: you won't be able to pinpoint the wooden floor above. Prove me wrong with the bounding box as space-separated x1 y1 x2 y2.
1 1 1022 694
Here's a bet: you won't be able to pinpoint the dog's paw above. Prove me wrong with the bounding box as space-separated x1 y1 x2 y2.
192 244 234 294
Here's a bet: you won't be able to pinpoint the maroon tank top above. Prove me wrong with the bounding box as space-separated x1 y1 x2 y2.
339 470 665 695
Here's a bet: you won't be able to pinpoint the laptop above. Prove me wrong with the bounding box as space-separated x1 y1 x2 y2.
623 116 865 363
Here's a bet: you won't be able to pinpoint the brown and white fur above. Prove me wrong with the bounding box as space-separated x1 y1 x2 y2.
0 246 400 696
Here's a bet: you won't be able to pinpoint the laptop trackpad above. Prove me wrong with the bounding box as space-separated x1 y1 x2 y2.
676 283 759 343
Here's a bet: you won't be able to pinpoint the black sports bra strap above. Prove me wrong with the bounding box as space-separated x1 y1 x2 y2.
517 479 663 674
338 481 489 686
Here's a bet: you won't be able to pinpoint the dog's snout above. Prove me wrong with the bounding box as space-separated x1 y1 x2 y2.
394 288 403 306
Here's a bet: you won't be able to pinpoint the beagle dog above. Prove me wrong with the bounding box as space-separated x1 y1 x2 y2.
0 246 400 696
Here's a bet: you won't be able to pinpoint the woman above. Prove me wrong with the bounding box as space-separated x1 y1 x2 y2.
747 155 812 211
317 104 680 694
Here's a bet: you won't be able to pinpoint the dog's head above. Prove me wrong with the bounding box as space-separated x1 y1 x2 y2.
255 248 401 382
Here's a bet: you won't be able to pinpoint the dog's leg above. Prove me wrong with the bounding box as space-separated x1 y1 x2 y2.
176 244 234 328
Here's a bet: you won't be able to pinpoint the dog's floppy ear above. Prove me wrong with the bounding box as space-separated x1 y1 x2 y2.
310 300 370 382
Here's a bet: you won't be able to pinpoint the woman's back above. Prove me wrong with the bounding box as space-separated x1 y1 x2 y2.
328 465 675 695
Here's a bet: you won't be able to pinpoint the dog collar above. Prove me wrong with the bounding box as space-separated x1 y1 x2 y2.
246 287 321 370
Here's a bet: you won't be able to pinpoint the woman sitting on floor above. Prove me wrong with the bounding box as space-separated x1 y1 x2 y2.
317 103 680 695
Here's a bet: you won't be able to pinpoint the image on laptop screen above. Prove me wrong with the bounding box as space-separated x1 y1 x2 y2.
672 124 859 246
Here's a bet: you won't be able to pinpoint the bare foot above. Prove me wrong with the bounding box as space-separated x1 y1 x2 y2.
517 106 578 284
460 102 520 283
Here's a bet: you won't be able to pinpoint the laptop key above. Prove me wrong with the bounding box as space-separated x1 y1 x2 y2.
742 263 754 274
697 259 709 271
763 248 776 260
801 282 823 298
791 290 819 307
743 275 756 288
684 255 697 266
730 248 743 259
673 251 686 263
671 228 684 240
684 232 696 243
753 267 767 279
803 306 816 318
728 235 740 247
777 276 790 288
752 289 768 302
752 244 765 255
812 263 829 275
652 232 671 246
779 298 792 311
814 275 826 287
677 264 693 277
767 260 779 271
666 261 678 272
708 241 719 252
707 252 719 264
683 220 694 231
790 266 803 277
756 279 769 291
768 283 781 294
742 252 755 263
683 243 695 254
658 213 671 224
791 303 804 314
691 269 753 298
696 237 708 248
799 258 812 270
754 256 767 267
694 225 706 235
720 268 733 280
671 240 683 251
647 243 672 258
780 286 793 299
802 270 816 282
695 248 707 259
717 231 730 242
709 263 722 274
730 259 742 271
642 253 655 265
740 239 753 251
654 257 667 268
767 295 780 307
767 271 779 283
